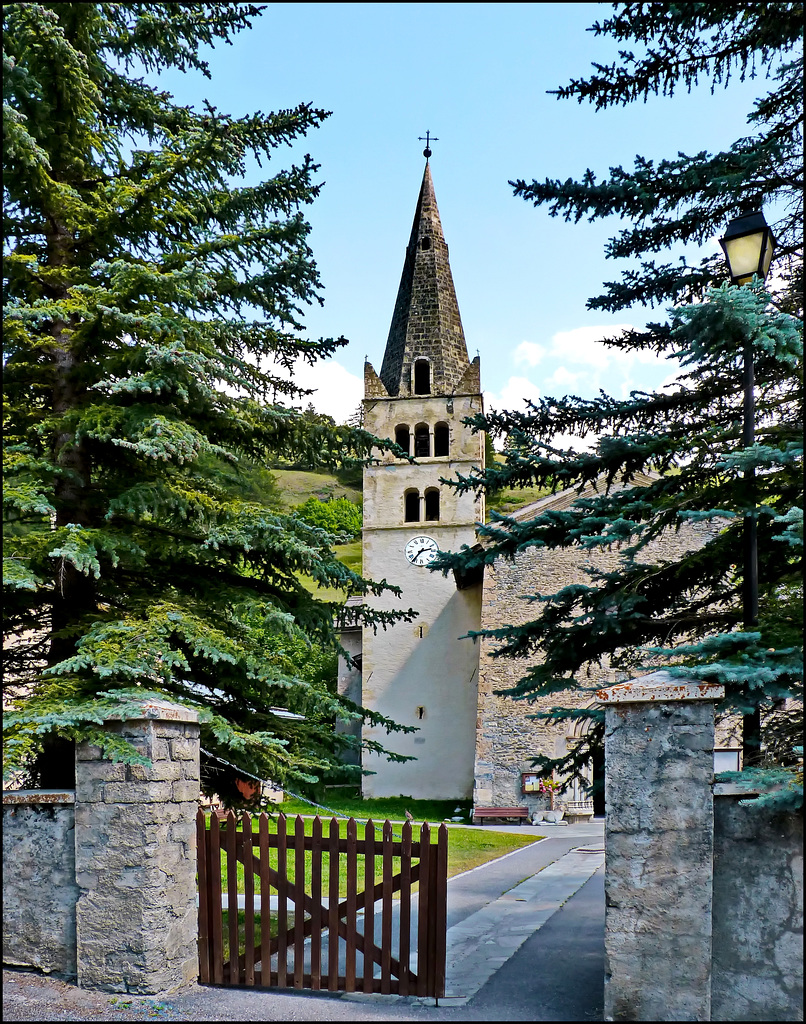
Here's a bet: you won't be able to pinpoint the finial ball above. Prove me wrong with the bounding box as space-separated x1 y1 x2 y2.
423 147 431 159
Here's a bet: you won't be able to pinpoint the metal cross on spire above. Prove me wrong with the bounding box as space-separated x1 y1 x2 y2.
419 130 439 160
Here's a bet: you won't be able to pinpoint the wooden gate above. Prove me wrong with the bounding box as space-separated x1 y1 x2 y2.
196 810 448 997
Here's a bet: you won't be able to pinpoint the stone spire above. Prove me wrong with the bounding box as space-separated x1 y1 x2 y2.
378 163 472 397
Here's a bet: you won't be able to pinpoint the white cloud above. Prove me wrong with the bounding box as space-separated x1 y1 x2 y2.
549 323 666 370
544 365 589 393
269 357 364 424
484 375 541 413
513 341 547 367
548 325 630 369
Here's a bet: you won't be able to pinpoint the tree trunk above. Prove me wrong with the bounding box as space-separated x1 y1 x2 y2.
46 217 95 668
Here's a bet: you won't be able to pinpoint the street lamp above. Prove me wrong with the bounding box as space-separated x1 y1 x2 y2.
718 209 776 765
720 211 776 286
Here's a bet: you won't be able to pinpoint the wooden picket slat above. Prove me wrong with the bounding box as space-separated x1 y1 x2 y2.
345 817 357 992
310 816 322 990
434 824 448 999
241 811 255 986
226 812 239 985
381 820 393 994
399 820 412 996
258 813 271 985
209 813 223 985
293 815 306 989
197 809 447 999
363 819 375 994
276 813 288 988
327 816 340 991
196 810 211 984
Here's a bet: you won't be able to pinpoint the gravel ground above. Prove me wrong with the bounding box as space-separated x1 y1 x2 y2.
2 969 445 1022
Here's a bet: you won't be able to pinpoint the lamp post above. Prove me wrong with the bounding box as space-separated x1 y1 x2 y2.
719 209 777 766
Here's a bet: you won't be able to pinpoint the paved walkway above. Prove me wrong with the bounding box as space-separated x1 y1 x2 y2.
440 837 604 1004
343 819 605 1008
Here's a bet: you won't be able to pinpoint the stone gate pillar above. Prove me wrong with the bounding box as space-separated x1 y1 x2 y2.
597 672 724 1022
74 698 200 993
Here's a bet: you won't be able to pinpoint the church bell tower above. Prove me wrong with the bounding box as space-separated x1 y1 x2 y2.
359 158 484 799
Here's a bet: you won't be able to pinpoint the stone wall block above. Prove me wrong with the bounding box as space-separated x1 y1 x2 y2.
179 758 200 779
2 798 78 976
169 737 197 760
76 744 104 761
100 781 173 804
172 779 200 802
601 677 720 1022
711 795 803 1021
128 760 181 783
75 701 200 995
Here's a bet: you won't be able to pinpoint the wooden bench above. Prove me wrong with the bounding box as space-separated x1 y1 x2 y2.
472 806 529 825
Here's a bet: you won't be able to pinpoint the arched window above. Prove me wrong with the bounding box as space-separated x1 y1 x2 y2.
434 422 449 457
420 236 431 251
414 359 431 395
395 424 410 456
404 489 420 523
424 488 440 521
414 423 430 458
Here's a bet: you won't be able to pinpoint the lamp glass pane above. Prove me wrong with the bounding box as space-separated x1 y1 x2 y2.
724 232 765 281
761 234 774 279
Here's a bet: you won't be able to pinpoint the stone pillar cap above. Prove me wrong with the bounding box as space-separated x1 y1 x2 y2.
106 696 199 723
3 789 76 804
596 670 724 705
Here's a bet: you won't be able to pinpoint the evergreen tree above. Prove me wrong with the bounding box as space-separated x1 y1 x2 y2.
3 2 414 797
439 3 803 806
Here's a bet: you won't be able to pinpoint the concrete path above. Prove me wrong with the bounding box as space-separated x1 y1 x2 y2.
341 818 605 1008
440 843 603 1004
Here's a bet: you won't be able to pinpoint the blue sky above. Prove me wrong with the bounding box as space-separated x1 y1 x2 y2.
155 3 769 422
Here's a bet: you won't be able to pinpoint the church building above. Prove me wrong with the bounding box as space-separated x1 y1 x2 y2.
353 159 485 800
338 158 724 812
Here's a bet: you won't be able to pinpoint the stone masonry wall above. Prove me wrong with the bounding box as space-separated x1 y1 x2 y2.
75 705 200 993
3 792 78 975
475 511 729 811
711 793 803 1021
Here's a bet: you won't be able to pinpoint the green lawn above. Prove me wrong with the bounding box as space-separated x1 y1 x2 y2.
210 799 540 899
216 820 535 962
280 793 471 824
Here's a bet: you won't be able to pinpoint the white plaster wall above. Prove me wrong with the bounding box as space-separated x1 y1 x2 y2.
360 391 484 799
361 523 482 798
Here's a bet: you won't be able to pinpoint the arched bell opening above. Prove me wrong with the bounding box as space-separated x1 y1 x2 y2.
413 359 431 395
434 422 449 457
424 488 440 522
395 424 411 456
404 489 420 523
414 423 431 458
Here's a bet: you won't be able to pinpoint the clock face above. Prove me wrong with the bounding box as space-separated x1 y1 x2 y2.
405 535 439 567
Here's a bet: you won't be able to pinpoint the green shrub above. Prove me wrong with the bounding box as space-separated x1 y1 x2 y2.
294 497 362 540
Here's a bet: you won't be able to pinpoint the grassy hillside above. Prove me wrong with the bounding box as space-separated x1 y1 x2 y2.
270 468 363 602
273 468 362 509
485 451 550 518
487 483 551 517
298 540 361 604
